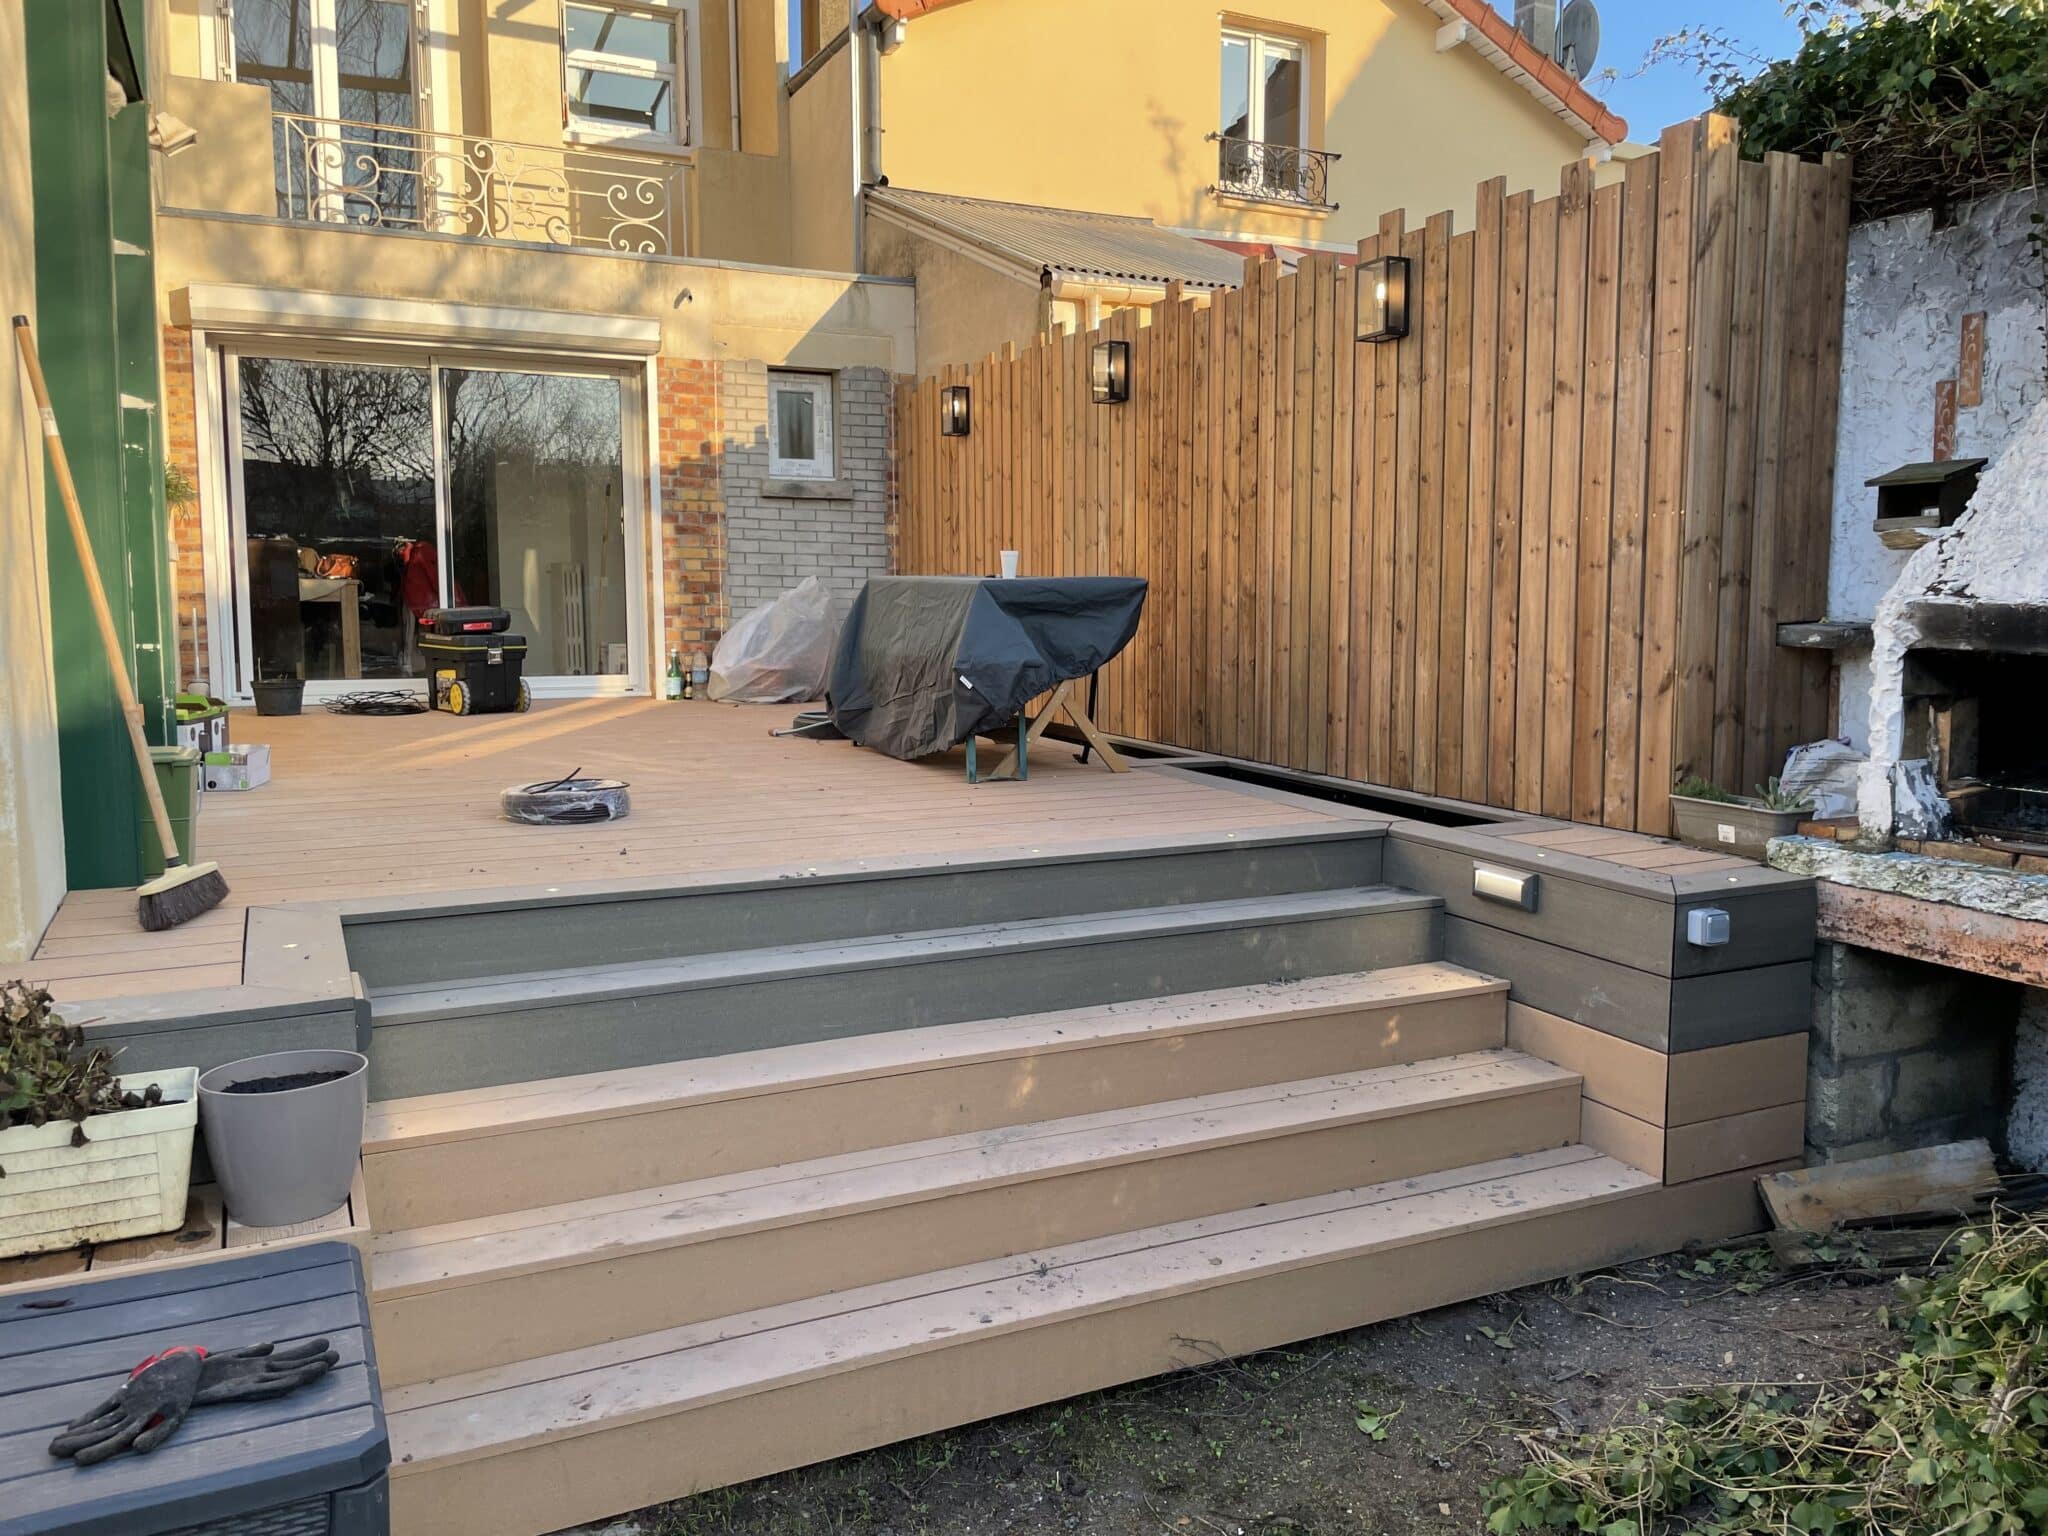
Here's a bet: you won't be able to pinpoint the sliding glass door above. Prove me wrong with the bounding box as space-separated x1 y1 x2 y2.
220 345 644 699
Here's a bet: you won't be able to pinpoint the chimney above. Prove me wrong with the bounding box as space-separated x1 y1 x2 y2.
1516 0 1559 59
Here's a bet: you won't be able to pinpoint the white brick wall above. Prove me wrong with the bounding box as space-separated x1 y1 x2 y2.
722 361 892 620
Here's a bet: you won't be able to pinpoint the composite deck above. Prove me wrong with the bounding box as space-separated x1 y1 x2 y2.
23 699 1346 1003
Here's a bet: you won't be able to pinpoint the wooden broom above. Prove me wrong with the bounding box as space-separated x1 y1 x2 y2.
13 316 229 931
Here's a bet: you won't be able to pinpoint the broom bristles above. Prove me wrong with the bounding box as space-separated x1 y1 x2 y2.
136 861 229 932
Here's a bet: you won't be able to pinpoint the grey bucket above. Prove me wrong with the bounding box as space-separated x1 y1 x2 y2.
198 1049 368 1227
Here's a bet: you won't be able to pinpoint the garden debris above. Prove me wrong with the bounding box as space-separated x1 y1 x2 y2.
1759 1138 1998 1234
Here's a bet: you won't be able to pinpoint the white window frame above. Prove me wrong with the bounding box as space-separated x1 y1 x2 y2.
767 371 836 481
1220 26 1309 149
562 0 702 152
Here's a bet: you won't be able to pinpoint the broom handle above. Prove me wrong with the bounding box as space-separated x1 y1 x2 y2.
12 316 186 869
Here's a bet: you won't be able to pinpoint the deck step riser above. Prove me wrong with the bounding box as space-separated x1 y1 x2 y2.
370 1079 1580 1387
346 835 1387 991
388 1170 1757 1536
366 902 1442 1099
364 987 1505 1231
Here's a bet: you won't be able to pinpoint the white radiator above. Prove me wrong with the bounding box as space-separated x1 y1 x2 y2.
556 563 587 675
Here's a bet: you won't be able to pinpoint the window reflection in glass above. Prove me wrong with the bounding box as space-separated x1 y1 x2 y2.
236 357 436 683
443 370 629 677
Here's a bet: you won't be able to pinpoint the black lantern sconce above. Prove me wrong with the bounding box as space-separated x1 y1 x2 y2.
1090 339 1131 404
940 384 971 436
1355 254 1411 343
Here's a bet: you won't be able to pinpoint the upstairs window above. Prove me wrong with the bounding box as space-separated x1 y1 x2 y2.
564 1 689 146
1219 28 1306 151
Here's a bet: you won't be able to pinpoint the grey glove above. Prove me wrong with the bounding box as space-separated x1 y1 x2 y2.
194 1338 339 1403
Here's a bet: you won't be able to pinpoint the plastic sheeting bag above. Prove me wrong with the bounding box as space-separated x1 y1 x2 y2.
1779 738 1865 820
708 577 839 703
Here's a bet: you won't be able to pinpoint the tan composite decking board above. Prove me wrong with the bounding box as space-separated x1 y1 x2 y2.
26 699 1345 1002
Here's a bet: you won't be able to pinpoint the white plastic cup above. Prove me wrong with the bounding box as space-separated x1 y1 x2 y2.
999 550 1020 579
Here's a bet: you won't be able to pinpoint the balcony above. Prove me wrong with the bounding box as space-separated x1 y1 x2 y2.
273 113 682 257
1208 134 1339 211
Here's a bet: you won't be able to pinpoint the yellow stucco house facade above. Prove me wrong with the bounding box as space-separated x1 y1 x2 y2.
787 0 1632 368
143 0 916 713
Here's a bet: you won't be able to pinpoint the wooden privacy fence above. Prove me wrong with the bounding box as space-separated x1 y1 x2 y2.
893 117 1850 833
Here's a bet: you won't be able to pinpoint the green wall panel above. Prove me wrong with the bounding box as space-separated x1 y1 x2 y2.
25 0 170 889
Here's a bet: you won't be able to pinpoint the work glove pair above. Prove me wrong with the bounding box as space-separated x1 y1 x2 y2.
49 1338 339 1465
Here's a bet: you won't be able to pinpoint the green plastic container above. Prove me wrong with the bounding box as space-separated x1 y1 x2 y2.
138 744 202 878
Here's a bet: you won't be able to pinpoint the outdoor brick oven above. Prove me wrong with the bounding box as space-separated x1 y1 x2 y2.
1859 395 2048 849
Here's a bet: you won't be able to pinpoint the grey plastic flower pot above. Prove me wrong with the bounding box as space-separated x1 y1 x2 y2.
198 1048 368 1227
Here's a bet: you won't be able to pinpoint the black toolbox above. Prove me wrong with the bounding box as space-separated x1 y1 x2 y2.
421 608 529 714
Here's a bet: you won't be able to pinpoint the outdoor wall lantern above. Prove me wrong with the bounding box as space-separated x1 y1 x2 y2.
1355 254 1411 343
940 384 971 436
1090 339 1131 404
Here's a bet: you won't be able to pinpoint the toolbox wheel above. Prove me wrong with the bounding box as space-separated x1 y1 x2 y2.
514 678 532 713
447 680 472 716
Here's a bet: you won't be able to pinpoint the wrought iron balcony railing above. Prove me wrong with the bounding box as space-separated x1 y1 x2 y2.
275 113 679 256
1208 134 1339 210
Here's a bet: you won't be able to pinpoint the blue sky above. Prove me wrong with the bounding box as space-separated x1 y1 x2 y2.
1565 0 1810 139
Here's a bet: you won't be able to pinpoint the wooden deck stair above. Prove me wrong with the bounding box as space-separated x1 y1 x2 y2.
357 873 1766 1535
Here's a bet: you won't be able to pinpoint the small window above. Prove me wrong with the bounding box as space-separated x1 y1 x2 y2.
769 372 835 480
564 1 687 145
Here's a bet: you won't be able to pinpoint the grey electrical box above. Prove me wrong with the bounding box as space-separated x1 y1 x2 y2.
1686 907 1732 947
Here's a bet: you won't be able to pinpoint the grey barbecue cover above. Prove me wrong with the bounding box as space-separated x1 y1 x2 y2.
826 576 1147 760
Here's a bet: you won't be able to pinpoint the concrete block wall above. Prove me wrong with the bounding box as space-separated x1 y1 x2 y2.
719 360 891 622
1807 941 2022 1163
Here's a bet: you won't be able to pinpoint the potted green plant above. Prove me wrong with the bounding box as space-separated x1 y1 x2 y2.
0 980 197 1260
1669 775 1814 860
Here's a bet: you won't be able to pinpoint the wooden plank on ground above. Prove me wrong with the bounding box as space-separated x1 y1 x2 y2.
1759 1141 1997 1234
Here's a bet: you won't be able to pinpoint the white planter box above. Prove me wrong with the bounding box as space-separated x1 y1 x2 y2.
0 1068 199 1261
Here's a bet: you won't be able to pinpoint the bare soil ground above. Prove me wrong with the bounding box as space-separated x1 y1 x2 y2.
604 1245 1892 1536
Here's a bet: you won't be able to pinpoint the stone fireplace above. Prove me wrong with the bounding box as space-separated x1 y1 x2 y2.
1860 396 2048 844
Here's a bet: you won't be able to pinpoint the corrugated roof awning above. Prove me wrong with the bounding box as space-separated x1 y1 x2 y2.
868 187 1247 293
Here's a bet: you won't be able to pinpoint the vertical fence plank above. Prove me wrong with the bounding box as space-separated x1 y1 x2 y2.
1439 227 1475 793
1514 194 1556 811
1799 153 1854 745
1462 179 1504 802
1676 115 1738 789
1604 153 1659 830
1329 263 1356 779
1348 233 1381 777
1638 121 1697 832
1371 210 1404 784
1543 161 1591 818
1573 178 1622 824
1307 255 1338 772
1740 153 1800 792
1414 211 1452 795
1391 225 1426 788
1488 191 1529 807
1712 158 1768 791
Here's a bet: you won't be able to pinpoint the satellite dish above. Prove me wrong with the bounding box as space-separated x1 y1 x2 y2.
1555 0 1600 81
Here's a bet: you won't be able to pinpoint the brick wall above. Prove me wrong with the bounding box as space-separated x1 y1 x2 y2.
161 326 206 689
720 361 892 620
655 357 725 662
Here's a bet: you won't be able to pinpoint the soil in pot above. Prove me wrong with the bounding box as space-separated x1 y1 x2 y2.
220 1069 351 1094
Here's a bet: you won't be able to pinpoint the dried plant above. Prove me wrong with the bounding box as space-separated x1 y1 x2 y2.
0 980 144 1177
